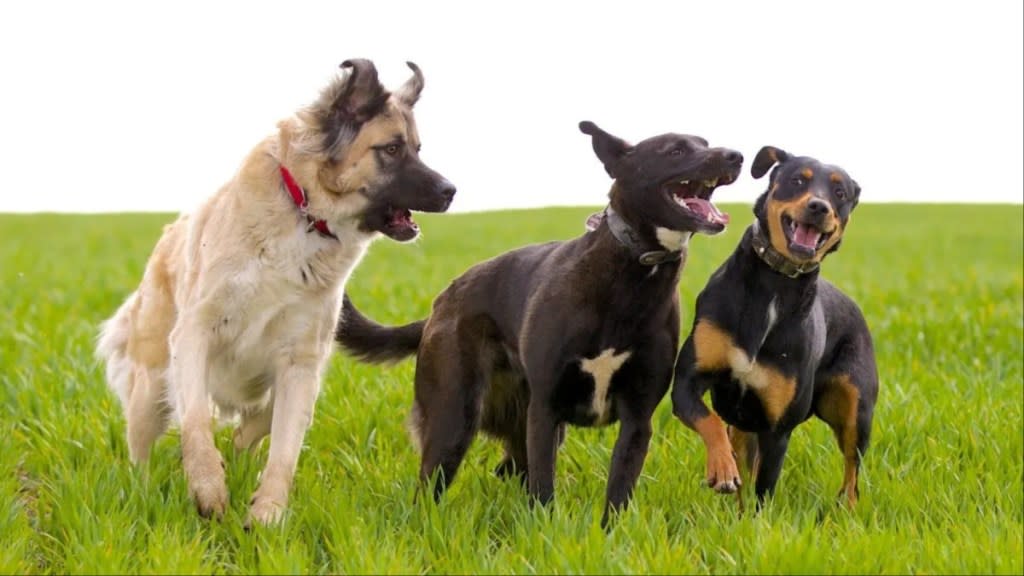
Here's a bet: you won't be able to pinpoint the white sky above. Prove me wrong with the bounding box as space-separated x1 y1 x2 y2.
1 0 1021 214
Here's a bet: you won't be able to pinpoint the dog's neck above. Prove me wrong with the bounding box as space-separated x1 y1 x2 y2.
279 165 338 240
601 207 684 267
748 220 819 278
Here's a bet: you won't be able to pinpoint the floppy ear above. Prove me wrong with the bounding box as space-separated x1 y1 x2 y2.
579 121 631 178
751 145 791 179
394 61 424 107
850 179 861 209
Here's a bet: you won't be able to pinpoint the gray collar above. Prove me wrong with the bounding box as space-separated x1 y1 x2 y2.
750 220 819 278
603 207 683 267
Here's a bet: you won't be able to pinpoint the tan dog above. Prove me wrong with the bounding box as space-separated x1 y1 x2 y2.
96 59 455 525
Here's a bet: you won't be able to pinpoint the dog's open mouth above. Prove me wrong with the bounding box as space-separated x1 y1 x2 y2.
382 206 420 241
783 214 831 258
663 176 731 230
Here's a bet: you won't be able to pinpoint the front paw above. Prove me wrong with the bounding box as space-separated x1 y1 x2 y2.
705 447 741 494
246 496 286 527
186 453 228 518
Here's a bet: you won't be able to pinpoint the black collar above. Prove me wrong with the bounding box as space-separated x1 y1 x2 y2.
603 207 683 267
749 220 819 278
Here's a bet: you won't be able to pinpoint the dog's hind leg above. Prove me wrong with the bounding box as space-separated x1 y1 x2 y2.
814 372 875 507
125 364 170 463
416 357 485 502
234 399 273 453
728 426 760 512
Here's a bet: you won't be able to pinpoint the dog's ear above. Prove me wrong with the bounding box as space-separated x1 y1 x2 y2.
850 179 861 210
579 121 631 178
311 59 390 130
395 61 424 107
751 146 791 179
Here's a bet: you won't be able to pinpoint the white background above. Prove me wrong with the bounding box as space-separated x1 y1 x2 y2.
1 0 1021 214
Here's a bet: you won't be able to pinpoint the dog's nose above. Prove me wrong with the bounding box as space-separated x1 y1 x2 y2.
437 180 456 202
807 197 830 215
723 150 743 166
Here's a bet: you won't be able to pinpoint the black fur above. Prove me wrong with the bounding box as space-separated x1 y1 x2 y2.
337 121 743 527
671 148 878 508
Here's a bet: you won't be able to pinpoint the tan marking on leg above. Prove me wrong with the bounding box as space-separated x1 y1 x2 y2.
728 426 758 512
816 375 861 506
580 349 632 424
694 413 740 493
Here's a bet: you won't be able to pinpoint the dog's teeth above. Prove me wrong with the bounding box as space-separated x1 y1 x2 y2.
679 180 690 185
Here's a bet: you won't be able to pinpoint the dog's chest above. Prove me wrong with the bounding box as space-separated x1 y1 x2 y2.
557 348 632 426
201 236 362 412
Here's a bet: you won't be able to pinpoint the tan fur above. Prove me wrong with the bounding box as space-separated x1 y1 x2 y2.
692 319 796 425
765 191 843 264
97 76 424 525
816 374 861 506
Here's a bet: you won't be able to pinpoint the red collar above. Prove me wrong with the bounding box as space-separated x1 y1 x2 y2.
279 165 337 240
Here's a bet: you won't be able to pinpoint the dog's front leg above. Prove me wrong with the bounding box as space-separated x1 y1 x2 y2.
247 360 320 526
602 408 653 528
525 398 560 506
672 339 741 493
172 322 228 519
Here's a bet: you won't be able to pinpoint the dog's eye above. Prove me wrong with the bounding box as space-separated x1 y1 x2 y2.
384 144 400 156
671 149 682 156
791 176 803 186
834 186 847 199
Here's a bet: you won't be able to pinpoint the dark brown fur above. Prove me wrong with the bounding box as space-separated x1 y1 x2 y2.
337 121 743 526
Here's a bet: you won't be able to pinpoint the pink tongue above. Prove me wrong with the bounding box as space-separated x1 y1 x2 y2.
793 223 821 248
389 208 414 227
682 197 730 225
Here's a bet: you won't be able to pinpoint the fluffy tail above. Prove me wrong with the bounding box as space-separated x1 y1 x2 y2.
335 294 425 364
96 292 137 407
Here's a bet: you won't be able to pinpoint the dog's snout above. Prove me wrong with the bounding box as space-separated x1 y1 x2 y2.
437 179 456 202
807 197 830 215
723 150 743 166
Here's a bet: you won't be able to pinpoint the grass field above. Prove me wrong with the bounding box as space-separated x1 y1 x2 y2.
1 204 1022 574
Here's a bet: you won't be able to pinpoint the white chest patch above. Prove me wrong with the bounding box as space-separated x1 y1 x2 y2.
580 348 632 424
726 348 773 390
654 227 691 251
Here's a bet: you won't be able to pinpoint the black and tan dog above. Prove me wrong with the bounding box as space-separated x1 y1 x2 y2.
337 121 742 524
672 146 878 509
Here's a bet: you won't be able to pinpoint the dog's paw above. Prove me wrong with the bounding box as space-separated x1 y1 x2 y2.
189 474 229 519
185 451 228 519
705 448 742 494
246 496 286 527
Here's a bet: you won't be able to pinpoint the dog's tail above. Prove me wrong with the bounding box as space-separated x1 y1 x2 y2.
96 291 138 407
335 294 425 364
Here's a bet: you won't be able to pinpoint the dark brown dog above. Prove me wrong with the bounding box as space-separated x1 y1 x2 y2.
672 146 878 509
337 121 742 525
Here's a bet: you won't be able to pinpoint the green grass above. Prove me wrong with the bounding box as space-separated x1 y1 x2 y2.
1 204 1021 574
